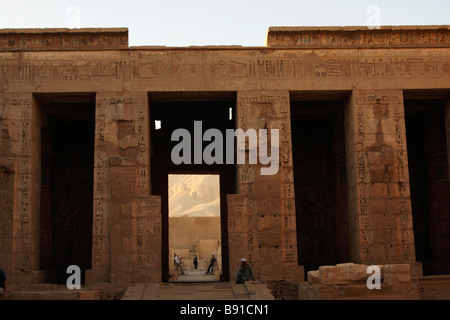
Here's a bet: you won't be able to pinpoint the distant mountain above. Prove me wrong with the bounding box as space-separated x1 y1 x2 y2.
169 175 221 217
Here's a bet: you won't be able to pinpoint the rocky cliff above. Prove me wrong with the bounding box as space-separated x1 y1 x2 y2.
169 175 220 217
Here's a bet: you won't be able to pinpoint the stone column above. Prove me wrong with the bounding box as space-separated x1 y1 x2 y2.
344 90 416 266
0 93 42 284
228 91 302 282
87 92 161 285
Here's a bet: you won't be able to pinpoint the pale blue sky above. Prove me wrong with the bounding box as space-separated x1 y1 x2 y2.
0 0 449 46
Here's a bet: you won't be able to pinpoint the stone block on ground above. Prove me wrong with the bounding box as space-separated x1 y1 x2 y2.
319 263 369 285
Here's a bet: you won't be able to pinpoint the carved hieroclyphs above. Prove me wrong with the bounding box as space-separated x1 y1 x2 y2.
0 26 449 287
0 95 42 284
88 95 112 283
16 98 34 273
267 26 450 48
0 28 128 51
229 91 302 282
89 93 160 284
1 56 448 89
345 90 416 266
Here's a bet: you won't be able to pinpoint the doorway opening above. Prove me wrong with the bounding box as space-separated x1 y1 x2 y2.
149 92 236 282
290 96 350 274
38 94 95 284
405 97 450 276
169 174 222 282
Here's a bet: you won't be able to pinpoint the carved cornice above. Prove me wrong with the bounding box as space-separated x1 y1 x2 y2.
0 28 128 51
267 26 450 48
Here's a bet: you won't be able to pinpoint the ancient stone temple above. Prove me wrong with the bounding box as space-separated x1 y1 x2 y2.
0 26 449 299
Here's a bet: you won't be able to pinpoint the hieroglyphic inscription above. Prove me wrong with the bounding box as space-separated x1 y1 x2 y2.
130 60 174 80
136 98 149 195
0 61 123 81
92 97 112 268
0 30 128 51
279 109 297 265
0 60 172 82
13 98 33 271
237 95 289 118
0 56 448 89
282 232 297 263
351 91 414 263
392 101 413 262
291 57 450 78
133 200 150 265
354 103 371 264
217 60 285 79
268 28 450 48
228 194 257 269
212 57 450 80
120 96 150 195
238 92 297 267
131 197 161 281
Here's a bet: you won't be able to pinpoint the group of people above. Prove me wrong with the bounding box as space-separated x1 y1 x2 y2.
173 253 217 275
173 253 255 284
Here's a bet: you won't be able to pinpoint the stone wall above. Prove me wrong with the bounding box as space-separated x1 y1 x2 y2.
169 217 220 252
0 26 449 287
